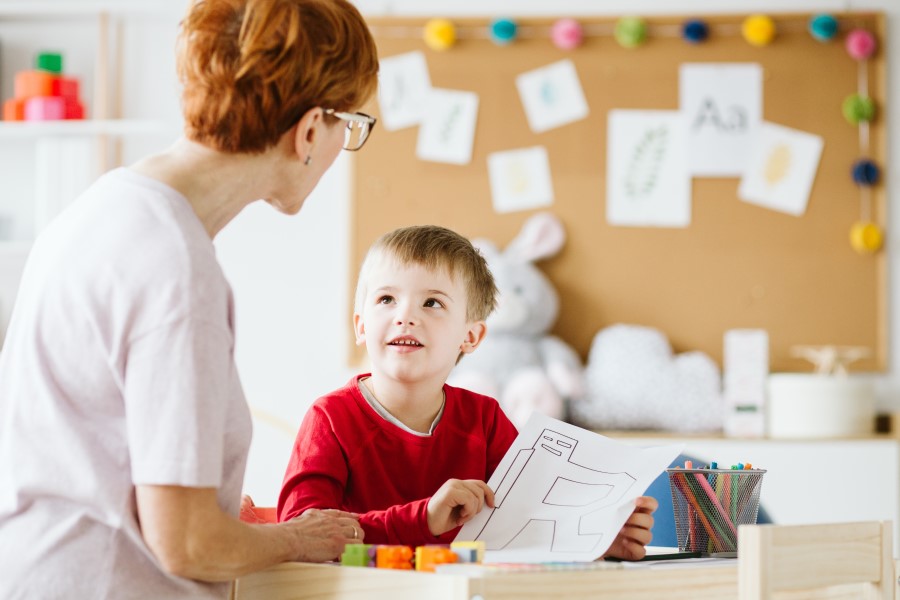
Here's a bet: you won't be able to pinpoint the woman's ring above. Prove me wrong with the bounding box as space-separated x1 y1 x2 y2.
352 527 358 539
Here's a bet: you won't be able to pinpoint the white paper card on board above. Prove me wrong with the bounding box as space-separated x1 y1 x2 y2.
516 59 589 134
606 109 691 228
455 412 683 563
680 63 763 176
416 88 479 165
738 121 824 216
377 51 431 131
487 146 554 213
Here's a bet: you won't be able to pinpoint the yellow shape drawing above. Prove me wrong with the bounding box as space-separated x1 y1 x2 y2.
506 159 530 195
764 143 791 186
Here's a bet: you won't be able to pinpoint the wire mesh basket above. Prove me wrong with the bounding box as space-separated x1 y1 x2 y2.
666 468 766 556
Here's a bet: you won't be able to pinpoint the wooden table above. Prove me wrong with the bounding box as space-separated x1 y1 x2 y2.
231 560 739 600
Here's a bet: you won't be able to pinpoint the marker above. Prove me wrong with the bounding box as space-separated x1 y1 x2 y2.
684 460 693 469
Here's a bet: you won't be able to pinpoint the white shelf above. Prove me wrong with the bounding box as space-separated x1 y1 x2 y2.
0 119 174 138
0 2 180 18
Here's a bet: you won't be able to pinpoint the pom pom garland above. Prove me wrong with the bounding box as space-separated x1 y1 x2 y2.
851 159 880 186
682 19 709 44
846 29 877 60
423 18 456 51
490 18 518 46
614 17 648 49
849 222 884 254
742 15 776 46
551 18 584 50
808 14 839 42
842 93 876 125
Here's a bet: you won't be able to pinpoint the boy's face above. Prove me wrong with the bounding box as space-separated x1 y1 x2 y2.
354 256 486 387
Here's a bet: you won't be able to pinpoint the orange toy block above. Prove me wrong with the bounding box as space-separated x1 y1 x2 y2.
14 70 56 99
374 545 413 570
3 98 25 121
414 545 459 572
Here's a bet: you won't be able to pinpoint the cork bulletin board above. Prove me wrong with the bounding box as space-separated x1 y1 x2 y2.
350 13 887 372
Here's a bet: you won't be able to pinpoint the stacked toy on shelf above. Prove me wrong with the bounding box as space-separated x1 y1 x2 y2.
340 541 483 572
2 52 85 122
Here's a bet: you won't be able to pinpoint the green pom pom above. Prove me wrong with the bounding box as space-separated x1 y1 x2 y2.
615 17 647 49
842 93 875 124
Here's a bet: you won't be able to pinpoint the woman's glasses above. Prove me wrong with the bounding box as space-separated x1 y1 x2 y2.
325 109 377 151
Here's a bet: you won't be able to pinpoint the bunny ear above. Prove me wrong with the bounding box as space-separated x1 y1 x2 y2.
505 212 566 263
471 238 501 261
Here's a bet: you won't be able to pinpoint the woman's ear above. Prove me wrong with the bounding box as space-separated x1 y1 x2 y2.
460 321 487 354
353 313 366 346
292 107 324 164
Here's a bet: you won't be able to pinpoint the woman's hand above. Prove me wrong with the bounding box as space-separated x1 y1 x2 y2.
602 496 658 561
426 479 495 536
284 508 363 563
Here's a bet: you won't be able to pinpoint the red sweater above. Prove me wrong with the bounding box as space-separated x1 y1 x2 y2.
277 375 518 546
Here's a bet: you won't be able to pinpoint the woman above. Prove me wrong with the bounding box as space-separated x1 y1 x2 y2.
0 0 378 597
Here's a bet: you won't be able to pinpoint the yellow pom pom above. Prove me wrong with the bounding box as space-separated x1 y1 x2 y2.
850 221 883 254
424 19 456 51
742 15 776 47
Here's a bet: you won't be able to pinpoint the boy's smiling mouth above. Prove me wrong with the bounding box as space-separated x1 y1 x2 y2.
388 336 423 347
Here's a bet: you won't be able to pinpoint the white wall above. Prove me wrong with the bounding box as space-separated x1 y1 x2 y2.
0 0 897 507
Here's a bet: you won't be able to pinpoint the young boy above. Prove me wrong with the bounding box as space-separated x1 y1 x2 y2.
278 225 657 557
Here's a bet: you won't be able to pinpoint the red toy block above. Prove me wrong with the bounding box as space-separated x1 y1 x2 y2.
14 70 56 99
51 76 80 100
374 545 413 570
64 99 85 120
414 545 459 572
25 96 65 121
3 98 25 121
239 503 277 524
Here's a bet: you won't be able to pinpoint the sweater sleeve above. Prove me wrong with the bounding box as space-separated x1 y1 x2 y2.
357 497 449 546
277 405 348 522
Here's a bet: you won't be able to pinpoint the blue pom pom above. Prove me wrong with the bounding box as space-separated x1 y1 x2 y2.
809 14 839 42
490 18 517 45
682 19 709 44
852 159 880 185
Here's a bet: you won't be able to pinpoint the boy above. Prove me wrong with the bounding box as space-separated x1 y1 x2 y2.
278 225 657 557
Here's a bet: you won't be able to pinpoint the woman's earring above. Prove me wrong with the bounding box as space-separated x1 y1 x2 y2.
304 156 312 166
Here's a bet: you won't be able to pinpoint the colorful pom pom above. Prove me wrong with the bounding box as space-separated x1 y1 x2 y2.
842 93 876 125
682 19 709 44
551 18 584 50
423 19 456 51
851 159 880 186
808 14 838 42
615 17 647 49
850 221 883 254
742 15 776 47
846 29 877 60
490 18 517 46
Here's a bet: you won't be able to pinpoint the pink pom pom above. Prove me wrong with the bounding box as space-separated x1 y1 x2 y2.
846 29 877 60
551 18 583 50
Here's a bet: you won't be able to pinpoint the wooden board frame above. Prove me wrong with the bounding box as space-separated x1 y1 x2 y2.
350 13 887 372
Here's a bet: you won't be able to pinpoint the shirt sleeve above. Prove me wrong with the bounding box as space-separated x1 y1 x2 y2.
357 498 446 546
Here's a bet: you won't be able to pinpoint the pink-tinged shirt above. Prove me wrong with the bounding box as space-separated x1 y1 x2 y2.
278 375 518 546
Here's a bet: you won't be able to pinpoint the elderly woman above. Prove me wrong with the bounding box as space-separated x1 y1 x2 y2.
0 0 378 597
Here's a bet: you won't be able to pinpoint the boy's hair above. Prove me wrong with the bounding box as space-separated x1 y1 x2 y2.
177 0 379 154
355 225 498 322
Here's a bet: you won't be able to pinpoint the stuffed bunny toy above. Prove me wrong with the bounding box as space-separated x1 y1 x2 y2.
449 212 584 428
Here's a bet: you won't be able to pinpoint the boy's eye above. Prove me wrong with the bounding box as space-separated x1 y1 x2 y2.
423 298 444 308
377 295 394 305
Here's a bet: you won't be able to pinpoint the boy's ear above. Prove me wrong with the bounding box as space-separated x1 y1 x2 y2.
460 321 487 355
353 313 366 346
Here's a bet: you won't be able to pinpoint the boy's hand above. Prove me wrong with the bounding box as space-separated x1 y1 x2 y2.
427 479 495 536
602 496 658 561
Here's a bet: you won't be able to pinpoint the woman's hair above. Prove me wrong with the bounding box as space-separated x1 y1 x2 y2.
355 225 498 323
177 0 379 153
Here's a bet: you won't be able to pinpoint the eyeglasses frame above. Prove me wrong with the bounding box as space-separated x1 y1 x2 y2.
324 109 377 151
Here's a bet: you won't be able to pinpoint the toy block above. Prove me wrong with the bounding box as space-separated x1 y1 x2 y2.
35 52 63 74
24 96 65 121
340 543 375 567
449 546 479 563
414 545 458 572
51 77 80 100
14 70 56 99
374 545 413 570
450 540 485 563
64 99 85 120
3 98 25 121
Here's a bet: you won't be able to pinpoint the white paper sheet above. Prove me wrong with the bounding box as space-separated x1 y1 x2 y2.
738 121 824 216
516 59 589 134
487 146 554 213
377 51 431 131
415 88 479 165
680 63 763 177
607 110 691 228
455 413 683 563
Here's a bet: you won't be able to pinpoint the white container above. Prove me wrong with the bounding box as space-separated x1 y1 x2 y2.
767 374 875 438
